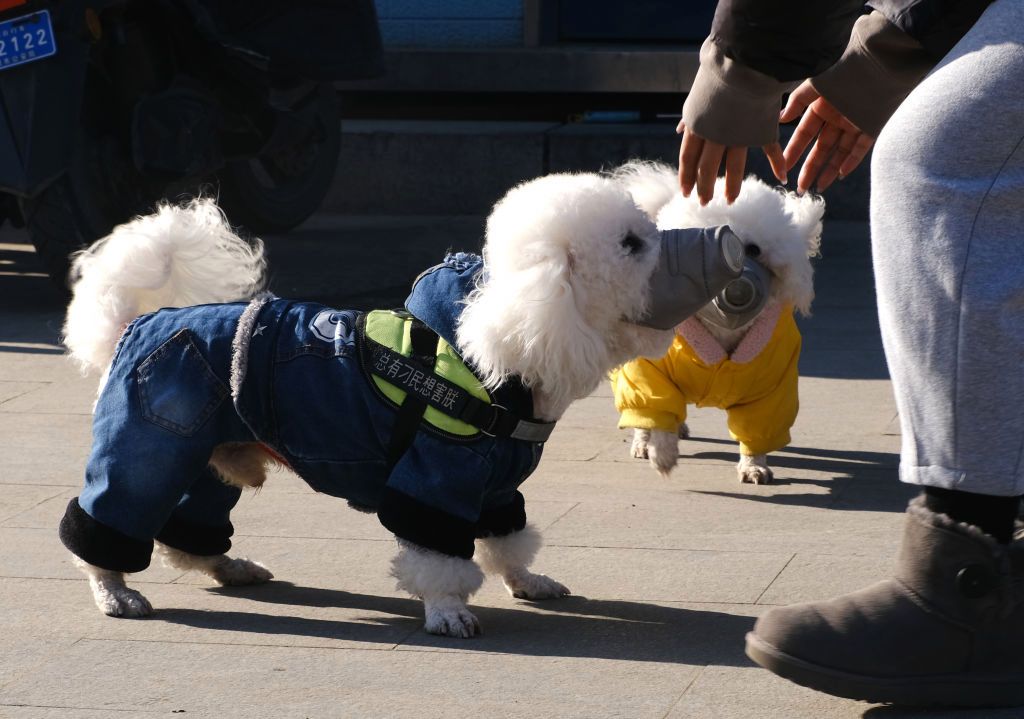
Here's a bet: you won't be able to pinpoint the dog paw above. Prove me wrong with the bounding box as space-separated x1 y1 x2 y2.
738 455 773 484
94 585 153 618
630 429 650 459
423 598 481 638
504 571 571 600
678 423 690 439
210 557 274 586
646 429 679 477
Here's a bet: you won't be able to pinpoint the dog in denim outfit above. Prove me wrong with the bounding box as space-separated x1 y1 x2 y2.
59 170 724 637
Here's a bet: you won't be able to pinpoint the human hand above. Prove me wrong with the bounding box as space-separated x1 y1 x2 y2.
677 119 788 206
780 81 875 194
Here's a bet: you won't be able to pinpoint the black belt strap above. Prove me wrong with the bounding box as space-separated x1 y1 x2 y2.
385 321 438 468
368 320 556 449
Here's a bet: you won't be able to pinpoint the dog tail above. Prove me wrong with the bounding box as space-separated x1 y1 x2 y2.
608 160 678 221
63 198 266 374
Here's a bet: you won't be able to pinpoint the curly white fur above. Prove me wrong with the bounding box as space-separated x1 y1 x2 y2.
62 168 704 636
615 162 824 482
391 541 485 637
72 555 153 618
457 172 676 420
614 161 823 315
738 453 773 485
156 543 274 585
476 524 570 600
644 428 680 477
62 198 265 376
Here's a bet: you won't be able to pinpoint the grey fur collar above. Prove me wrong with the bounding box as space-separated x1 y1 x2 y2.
230 292 275 399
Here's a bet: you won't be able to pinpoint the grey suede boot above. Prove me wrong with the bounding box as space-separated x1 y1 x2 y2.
746 496 1024 707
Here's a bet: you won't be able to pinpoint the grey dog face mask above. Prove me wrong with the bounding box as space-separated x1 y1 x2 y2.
697 255 771 330
631 225 746 330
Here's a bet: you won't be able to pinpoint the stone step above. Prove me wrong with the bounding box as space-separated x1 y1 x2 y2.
324 120 869 219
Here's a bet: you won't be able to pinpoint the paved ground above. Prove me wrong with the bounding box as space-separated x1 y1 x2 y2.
0 216 1012 718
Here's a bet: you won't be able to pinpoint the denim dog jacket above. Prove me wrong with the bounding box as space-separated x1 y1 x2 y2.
60 254 545 572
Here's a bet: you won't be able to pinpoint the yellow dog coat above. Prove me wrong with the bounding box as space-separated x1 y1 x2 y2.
612 302 800 456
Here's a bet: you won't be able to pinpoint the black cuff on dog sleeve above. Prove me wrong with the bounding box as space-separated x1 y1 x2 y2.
58 497 153 573
377 487 476 559
156 515 234 557
476 491 527 538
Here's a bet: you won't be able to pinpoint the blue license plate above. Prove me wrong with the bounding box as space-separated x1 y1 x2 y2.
0 10 57 72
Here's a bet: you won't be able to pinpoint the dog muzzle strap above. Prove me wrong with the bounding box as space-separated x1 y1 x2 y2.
632 225 746 330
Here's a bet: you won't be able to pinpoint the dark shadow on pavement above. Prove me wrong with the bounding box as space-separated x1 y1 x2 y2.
679 438 914 512
862 705 1023 718
0 228 67 350
684 437 899 471
159 581 757 667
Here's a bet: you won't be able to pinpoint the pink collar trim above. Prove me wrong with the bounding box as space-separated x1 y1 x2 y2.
676 301 783 365
731 302 783 364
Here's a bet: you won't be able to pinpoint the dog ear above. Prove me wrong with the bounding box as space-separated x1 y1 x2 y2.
786 192 825 259
781 192 826 315
457 245 610 411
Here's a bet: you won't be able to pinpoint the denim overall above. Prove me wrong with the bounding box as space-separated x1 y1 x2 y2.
59 254 543 571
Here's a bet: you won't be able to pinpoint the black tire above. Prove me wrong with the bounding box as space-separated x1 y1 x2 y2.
216 86 341 234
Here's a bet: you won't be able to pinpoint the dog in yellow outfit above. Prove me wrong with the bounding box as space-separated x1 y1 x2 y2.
609 162 824 483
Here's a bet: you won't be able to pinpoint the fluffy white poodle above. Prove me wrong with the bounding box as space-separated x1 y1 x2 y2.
610 162 824 483
58 169 701 637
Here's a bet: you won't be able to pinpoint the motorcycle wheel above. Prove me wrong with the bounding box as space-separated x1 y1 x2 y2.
216 87 341 234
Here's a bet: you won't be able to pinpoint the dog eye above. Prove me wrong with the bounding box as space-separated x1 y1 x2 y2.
620 234 645 256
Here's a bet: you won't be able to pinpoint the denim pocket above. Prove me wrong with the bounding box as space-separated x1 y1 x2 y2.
137 329 228 437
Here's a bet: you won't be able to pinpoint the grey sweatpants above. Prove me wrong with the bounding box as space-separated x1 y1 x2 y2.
871 0 1024 495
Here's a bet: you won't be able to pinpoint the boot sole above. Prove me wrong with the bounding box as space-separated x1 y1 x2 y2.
746 632 1024 707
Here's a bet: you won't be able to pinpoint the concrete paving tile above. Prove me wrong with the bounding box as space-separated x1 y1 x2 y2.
398 600 761 668
1 638 701 719
526 456 884 504
0 485 67 524
539 424 621 461
665 665 873 718
556 394 621 428
175 533 785 607
0 707 154 718
0 452 87 487
795 378 898 436
0 413 93 449
0 352 75 383
0 574 414 652
540 491 906 557
756 553 898 606
0 527 182 583
665 665 1020 719
0 376 95 415
526 545 791 604
185 535 404 594
0 636 79 695
1 488 78 528
0 380 48 405
831 477 918 514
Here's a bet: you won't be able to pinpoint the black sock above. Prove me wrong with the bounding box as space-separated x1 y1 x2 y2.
923 487 1020 544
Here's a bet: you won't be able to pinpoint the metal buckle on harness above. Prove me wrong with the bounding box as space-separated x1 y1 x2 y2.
479 404 508 437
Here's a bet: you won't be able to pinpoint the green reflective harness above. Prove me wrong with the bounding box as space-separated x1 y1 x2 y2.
357 310 555 466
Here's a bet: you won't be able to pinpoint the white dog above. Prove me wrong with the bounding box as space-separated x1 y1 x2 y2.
610 162 824 483
59 170 692 637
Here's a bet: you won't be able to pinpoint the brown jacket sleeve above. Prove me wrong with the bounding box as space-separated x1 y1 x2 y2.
810 11 935 137
682 38 796 147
